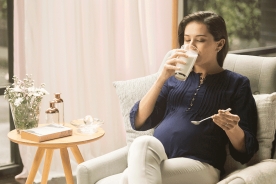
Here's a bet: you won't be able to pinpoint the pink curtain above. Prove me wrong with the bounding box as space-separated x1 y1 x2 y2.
14 0 172 181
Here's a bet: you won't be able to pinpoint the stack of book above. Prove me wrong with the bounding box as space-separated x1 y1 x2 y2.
20 124 73 142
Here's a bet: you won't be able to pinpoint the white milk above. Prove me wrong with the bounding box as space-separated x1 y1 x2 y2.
175 49 198 81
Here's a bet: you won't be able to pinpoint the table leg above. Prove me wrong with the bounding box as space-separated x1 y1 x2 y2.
60 148 74 184
70 146 84 164
41 149 54 184
25 147 45 184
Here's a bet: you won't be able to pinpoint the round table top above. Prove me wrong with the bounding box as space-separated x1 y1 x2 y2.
7 123 105 148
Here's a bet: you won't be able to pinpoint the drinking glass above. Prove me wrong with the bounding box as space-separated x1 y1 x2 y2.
175 44 199 81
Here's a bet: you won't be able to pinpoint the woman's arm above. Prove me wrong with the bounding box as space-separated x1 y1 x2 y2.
225 125 246 152
134 49 188 129
213 78 258 163
134 77 166 129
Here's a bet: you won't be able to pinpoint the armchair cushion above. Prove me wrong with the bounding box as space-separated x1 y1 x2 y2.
223 54 276 94
113 73 158 145
223 92 276 175
250 93 276 164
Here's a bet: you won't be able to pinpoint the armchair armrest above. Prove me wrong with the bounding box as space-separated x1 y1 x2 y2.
218 159 276 184
77 146 128 184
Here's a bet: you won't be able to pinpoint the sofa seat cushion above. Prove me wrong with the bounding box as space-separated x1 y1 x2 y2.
96 173 122 184
219 159 276 184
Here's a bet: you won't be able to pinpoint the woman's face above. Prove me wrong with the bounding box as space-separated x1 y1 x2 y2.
183 21 223 66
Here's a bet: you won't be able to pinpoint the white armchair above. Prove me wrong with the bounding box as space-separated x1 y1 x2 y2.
77 52 276 184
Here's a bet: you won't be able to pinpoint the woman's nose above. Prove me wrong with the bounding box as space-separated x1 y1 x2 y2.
189 40 196 47
187 42 199 52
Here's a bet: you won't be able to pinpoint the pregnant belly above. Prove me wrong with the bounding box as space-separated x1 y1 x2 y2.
153 116 204 158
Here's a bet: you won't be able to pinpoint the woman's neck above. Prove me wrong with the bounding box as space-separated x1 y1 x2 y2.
193 64 224 78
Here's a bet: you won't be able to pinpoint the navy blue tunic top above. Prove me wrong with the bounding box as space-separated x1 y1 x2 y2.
130 70 259 173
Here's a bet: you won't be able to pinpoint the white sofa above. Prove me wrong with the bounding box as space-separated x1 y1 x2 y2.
77 52 276 184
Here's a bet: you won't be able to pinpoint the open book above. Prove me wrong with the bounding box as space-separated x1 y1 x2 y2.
21 124 73 142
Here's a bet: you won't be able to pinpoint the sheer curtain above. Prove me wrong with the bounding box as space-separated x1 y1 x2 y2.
14 0 172 181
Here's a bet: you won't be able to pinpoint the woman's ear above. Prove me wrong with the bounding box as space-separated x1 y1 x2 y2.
216 39 225 52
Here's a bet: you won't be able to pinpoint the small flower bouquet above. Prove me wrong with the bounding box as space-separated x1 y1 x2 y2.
4 74 49 133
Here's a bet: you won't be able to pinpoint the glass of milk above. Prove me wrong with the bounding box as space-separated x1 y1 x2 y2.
175 44 199 81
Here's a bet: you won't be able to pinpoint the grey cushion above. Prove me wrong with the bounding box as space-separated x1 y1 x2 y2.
223 93 276 176
113 74 157 145
223 54 276 94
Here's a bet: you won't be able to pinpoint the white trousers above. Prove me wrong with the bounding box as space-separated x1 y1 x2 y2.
120 135 220 184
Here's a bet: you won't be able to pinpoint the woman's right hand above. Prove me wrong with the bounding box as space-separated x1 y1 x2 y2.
158 49 188 81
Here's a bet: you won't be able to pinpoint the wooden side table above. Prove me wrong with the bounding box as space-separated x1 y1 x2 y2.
7 123 105 184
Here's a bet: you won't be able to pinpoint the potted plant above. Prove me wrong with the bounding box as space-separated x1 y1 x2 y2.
4 74 49 133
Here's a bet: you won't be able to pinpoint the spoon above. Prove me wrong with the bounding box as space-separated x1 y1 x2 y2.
191 108 231 125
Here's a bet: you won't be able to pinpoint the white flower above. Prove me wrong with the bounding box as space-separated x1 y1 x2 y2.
4 74 49 106
12 86 22 93
32 93 40 97
27 86 35 96
38 88 49 95
14 98 23 107
27 86 36 92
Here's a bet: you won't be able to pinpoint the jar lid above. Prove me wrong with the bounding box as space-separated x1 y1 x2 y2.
54 93 63 103
45 101 59 114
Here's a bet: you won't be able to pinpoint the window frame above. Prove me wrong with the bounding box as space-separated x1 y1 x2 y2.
182 0 276 56
0 0 23 176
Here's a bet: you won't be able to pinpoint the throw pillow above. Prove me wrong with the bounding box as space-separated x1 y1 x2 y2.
113 73 158 146
224 92 276 176
249 92 276 164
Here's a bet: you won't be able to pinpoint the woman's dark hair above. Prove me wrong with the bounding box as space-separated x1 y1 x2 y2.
178 11 229 67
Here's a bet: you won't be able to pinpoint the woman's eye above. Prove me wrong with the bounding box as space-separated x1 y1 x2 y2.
184 40 205 43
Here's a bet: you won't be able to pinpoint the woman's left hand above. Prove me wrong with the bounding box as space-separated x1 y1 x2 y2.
212 110 240 131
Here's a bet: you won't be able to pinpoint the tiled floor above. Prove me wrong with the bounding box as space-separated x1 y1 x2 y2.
0 174 76 184
0 174 26 184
